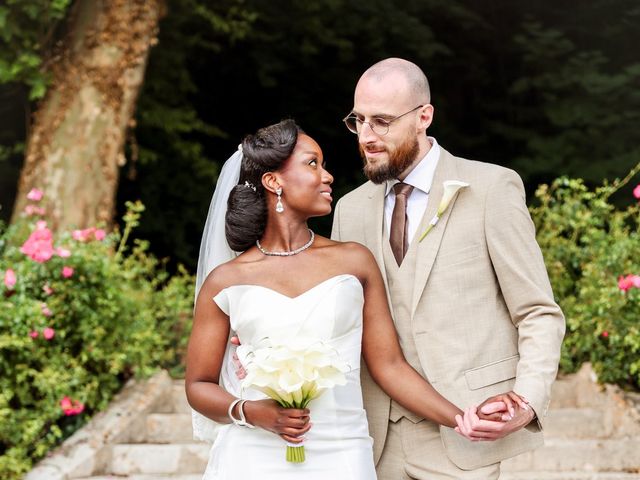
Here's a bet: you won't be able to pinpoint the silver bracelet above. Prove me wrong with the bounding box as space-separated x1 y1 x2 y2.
227 398 243 424
236 399 255 429
227 398 255 428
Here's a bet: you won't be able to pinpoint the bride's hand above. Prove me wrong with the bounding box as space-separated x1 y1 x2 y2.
244 399 312 444
477 391 529 421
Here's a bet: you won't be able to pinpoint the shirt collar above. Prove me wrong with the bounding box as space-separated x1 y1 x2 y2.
385 136 441 197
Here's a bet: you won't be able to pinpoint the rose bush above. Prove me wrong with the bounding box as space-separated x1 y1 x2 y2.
0 195 194 478
531 164 640 389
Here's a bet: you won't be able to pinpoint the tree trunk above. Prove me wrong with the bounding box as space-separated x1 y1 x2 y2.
11 0 163 233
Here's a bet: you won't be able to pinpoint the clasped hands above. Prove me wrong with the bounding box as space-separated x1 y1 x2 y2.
455 391 535 442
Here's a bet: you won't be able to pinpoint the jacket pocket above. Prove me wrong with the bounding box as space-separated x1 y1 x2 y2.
434 243 481 269
464 354 519 390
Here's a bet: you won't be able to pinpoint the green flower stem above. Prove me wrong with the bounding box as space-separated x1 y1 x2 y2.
418 224 434 242
604 160 640 199
276 397 311 462
286 445 306 463
419 214 440 242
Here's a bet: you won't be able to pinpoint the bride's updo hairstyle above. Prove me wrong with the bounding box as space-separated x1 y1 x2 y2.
225 119 301 251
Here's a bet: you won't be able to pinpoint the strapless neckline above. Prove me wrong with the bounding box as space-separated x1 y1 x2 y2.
221 273 362 300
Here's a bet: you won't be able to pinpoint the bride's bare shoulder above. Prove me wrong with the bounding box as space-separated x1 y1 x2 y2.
315 236 375 267
198 254 253 296
317 235 370 253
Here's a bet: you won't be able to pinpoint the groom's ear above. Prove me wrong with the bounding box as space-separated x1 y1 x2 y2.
262 172 281 194
418 104 434 131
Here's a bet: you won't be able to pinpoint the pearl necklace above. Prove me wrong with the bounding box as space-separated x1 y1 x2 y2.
256 229 315 256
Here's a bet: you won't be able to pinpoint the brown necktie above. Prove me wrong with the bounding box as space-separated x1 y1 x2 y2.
389 182 414 266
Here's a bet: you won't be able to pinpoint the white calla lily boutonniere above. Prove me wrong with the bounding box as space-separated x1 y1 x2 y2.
419 180 470 241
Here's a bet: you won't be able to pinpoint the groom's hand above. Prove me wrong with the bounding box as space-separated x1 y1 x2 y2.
229 335 246 379
477 391 529 421
476 401 510 421
454 403 535 441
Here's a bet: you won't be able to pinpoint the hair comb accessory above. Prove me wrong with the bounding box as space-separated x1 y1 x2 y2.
244 181 256 192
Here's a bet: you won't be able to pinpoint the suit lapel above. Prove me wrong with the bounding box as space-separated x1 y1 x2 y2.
410 149 462 316
364 184 391 297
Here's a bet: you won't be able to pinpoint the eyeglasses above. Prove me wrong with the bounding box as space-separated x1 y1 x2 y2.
342 105 424 136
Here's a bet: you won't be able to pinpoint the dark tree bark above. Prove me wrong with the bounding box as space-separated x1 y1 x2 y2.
12 0 163 232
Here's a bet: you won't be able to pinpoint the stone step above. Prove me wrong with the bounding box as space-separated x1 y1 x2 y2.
79 472 640 480
502 438 640 472
77 476 202 480
501 473 640 480
107 444 210 475
146 413 194 443
172 381 191 414
145 407 611 444
544 407 612 438
549 376 580 408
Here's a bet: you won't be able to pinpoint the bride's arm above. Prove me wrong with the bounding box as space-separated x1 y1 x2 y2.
356 247 462 428
185 271 311 443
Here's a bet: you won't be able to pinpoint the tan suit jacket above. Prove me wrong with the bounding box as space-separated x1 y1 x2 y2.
331 148 565 470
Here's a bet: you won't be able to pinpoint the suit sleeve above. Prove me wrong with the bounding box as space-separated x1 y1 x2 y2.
331 198 343 241
484 168 565 427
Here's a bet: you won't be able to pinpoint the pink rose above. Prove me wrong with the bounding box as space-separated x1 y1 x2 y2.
43 284 54 295
634 184 640 200
41 303 53 317
27 188 44 201
618 275 633 292
4 269 16 289
61 266 74 278
56 247 71 258
24 205 46 216
72 228 95 242
601 331 609 338
72 227 105 242
618 274 640 292
60 396 85 416
29 330 39 339
20 223 54 263
43 327 55 340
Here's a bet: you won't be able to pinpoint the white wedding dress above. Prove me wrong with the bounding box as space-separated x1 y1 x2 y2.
200 273 376 479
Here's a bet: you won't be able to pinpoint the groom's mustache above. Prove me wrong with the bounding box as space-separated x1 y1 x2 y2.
359 144 387 161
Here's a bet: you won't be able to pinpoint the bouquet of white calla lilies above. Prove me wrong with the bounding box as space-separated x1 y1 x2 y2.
237 336 350 463
419 180 470 241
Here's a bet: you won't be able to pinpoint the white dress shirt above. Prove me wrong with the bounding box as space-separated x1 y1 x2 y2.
384 137 440 245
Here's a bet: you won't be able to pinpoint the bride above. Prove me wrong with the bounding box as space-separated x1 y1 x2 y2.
186 119 472 479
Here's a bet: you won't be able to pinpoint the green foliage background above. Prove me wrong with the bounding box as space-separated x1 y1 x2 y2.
532 166 640 390
0 202 194 478
1 0 639 269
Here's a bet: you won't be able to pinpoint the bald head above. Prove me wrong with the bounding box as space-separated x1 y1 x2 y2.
360 58 431 105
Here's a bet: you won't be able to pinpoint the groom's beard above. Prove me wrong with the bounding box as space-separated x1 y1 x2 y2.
360 134 420 184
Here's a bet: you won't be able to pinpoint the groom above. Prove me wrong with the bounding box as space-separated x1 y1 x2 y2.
331 58 565 479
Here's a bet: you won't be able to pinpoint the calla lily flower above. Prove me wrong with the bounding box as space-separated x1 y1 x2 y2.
419 181 470 241
238 336 349 463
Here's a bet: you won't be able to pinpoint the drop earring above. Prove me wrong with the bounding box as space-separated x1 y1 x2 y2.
275 187 284 213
